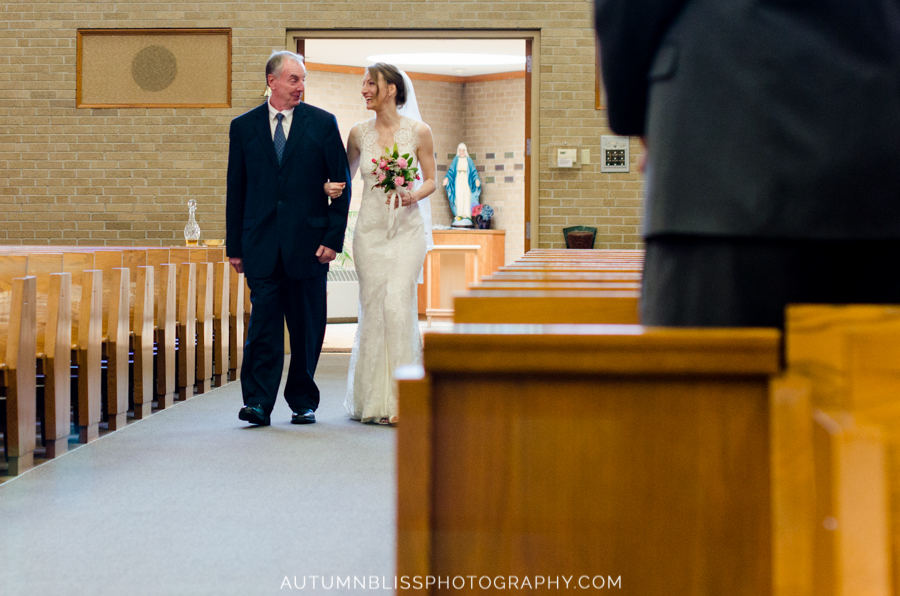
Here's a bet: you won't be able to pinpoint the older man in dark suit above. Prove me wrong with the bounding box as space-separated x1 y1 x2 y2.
595 0 900 328
227 51 351 426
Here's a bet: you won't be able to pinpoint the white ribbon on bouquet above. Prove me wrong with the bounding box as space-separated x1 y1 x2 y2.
386 189 402 240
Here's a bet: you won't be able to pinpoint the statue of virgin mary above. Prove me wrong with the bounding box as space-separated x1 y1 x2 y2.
442 143 482 227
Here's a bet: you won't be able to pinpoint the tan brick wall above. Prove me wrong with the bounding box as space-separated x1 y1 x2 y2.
0 0 643 249
460 77 526 263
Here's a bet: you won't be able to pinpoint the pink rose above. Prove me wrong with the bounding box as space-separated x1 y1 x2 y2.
396 157 408 169
379 159 388 170
415 174 420 180
378 173 387 182
394 176 406 187
372 158 377 164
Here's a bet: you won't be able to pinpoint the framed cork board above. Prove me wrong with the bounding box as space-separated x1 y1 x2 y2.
76 28 231 108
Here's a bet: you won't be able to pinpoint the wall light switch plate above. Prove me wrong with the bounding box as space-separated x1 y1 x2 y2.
581 149 591 165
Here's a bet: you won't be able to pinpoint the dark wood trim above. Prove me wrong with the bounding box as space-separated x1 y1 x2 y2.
296 38 306 102
524 39 532 252
595 42 604 110
305 61 525 85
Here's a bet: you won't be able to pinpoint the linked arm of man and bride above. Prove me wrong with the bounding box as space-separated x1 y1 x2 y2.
226 51 484 429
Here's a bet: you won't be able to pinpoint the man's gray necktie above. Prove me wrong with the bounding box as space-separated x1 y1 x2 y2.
274 113 286 165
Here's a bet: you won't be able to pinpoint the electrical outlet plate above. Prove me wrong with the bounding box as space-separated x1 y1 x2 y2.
600 135 630 173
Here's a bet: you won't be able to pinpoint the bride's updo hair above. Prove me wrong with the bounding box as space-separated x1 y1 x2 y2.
366 63 407 108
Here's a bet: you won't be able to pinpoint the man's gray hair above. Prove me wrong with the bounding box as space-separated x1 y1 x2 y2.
266 51 305 80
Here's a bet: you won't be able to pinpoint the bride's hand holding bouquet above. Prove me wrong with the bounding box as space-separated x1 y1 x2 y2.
371 143 421 209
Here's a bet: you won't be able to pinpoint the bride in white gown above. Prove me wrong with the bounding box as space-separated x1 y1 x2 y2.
334 63 436 425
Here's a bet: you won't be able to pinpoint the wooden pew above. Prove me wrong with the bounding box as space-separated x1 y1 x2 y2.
426 245 480 325
501 263 644 273
193 248 230 387
471 280 642 292
453 289 641 325
212 260 230 387
65 256 103 443
121 249 154 419
4 248 114 440
775 305 900 595
397 324 781 595
167 248 197 400
93 250 131 430
0 259 37 475
188 248 215 394
481 271 642 283
14 251 105 444
177 260 197 401
23 254 71 458
146 249 177 409
228 266 245 382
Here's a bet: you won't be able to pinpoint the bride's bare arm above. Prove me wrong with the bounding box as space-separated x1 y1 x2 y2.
400 123 437 206
346 125 361 180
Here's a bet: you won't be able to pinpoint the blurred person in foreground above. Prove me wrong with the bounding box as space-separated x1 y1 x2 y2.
595 0 900 328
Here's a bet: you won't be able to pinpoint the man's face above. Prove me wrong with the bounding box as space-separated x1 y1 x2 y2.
268 59 306 110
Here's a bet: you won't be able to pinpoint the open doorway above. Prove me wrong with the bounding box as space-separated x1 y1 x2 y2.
288 30 539 321
289 30 537 253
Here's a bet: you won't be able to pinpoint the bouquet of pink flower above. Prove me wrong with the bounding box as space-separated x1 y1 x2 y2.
371 143 420 238
370 143 420 195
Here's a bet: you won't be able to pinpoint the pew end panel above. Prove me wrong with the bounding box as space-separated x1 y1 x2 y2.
43 272 72 459
1 276 37 476
154 263 177 409
132 266 154 419
176 262 197 401
194 262 214 395
212 262 230 387
395 365 433 583
105 267 130 431
228 271 245 382
784 304 900 595
75 270 103 444
399 325 782 595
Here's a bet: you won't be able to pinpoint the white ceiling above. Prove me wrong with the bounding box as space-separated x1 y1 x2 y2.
305 39 526 77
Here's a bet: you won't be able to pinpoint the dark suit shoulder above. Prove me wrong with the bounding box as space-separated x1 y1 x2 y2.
296 101 338 123
231 102 268 127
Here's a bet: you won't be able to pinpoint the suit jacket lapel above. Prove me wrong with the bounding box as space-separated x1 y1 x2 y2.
279 106 309 169
252 103 280 169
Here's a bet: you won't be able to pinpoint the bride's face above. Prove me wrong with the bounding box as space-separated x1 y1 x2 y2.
361 71 394 111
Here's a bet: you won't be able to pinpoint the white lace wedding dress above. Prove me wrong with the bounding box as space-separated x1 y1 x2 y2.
344 116 427 424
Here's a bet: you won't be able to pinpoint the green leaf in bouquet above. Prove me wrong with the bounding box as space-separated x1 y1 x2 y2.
392 143 399 158
402 153 410 160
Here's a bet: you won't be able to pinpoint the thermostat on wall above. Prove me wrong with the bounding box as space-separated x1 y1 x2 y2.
600 135 630 173
549 145 582 169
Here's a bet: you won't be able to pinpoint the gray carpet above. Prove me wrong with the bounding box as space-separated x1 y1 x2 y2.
0 354 397 595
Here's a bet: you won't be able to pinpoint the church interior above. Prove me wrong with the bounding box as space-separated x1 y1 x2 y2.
0 2 896 595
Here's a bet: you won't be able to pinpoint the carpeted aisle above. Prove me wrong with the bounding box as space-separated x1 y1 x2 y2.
0 354 396 596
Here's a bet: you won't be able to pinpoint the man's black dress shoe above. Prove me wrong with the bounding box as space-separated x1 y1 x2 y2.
291 409 316 425
239 405 270 426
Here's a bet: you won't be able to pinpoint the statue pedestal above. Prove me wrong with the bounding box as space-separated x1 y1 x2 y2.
417 229 506 315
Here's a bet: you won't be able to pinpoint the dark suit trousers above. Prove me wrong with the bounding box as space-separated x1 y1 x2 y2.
642 236 900 329
241 250 327 414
